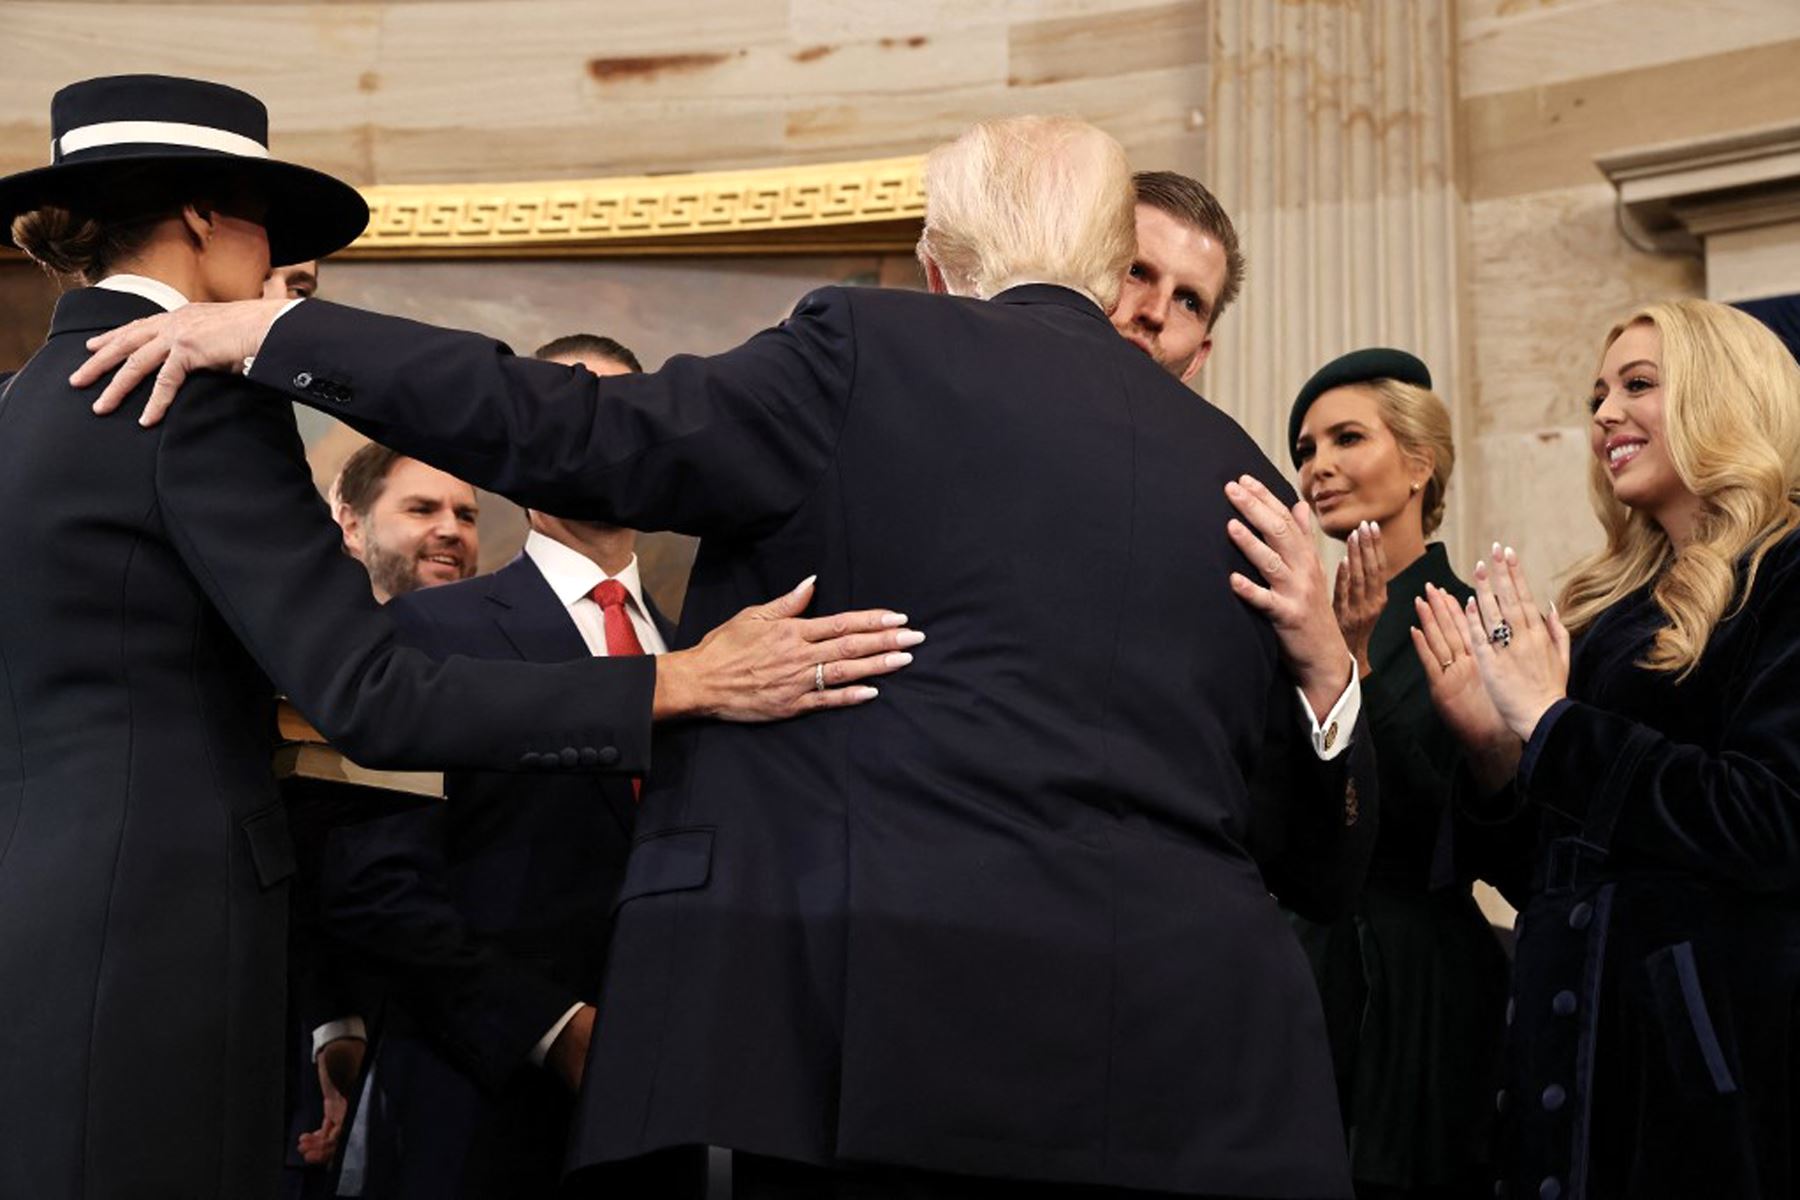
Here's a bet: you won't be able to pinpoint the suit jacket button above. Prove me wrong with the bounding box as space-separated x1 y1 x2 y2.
597 746 620 767
578 747 599 767
519 751 541 768
559 747 580 768
1568 901 1593 930
1539 1177 1562 1200
1552 990 1577 1016
1541 1084 1566 1112
293 371 313 388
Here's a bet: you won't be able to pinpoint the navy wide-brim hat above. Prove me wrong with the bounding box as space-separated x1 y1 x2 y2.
1287 347 1432 466
0 74 369 267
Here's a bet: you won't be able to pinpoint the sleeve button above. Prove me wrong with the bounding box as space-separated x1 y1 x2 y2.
597 746 620 767
559 747 580 768
578 747 599 767
293 371 313 388
519 751 541 768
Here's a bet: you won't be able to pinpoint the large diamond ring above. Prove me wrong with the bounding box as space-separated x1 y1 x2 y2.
813 663 827 692
1489 620 1513 649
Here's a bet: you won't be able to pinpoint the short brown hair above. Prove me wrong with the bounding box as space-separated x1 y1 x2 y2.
533 334 643 372
1132 171 1244 329
333 442 405 518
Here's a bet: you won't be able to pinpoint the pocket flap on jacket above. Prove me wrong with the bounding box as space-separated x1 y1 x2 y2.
242 803 298 889
614 827 714 909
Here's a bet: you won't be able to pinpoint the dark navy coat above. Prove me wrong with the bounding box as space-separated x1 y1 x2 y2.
0 289 654 1200
321 552 673 1198
1476 530 1800 1200
247 283 1378 1197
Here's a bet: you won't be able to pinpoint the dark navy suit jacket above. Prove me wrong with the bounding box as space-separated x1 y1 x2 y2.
319 551 673 1198
254 283 1378 1197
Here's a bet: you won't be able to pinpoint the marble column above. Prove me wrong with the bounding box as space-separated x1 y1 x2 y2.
1203 0 1466 560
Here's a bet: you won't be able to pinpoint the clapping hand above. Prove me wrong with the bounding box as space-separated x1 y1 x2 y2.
1334 521 1388 678
1462 544 1571 743
1410 581 1520 793
1224 475 1354 722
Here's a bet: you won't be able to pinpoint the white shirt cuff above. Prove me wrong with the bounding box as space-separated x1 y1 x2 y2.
529 1002 587 1068
1295 654 1361 761
311 1015 368 1058
243 297 306 375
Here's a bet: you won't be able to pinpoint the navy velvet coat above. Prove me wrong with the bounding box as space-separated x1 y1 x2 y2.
246 284 1378 1197
1476 529 1800 1200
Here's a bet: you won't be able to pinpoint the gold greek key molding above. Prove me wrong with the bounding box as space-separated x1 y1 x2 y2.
338 154 926 259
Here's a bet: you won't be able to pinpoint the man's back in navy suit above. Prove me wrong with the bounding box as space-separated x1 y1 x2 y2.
253 271 1378 1197
322 545 673 1198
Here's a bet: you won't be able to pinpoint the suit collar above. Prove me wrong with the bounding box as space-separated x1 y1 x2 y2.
991 283 1112 327
483 555 590 665
49 286 165 338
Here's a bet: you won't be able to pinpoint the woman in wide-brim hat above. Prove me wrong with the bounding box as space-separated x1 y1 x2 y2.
0 75 636 1199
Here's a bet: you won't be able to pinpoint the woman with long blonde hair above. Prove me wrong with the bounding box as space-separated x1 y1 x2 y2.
1413 298 1800 1198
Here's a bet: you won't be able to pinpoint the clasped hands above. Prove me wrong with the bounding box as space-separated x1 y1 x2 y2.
1410 544 1570 776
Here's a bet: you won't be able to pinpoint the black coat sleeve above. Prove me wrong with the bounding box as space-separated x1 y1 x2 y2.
248 290 858 538
1248 676 1379 922
152 375 655 773
1521 547 1800 893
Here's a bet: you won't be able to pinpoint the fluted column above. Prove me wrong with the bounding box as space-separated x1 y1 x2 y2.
1203 0 1466 558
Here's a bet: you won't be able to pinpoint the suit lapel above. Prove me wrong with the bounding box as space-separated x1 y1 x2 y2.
487 556 590 665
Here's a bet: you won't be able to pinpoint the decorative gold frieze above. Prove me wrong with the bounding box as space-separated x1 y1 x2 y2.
338 154 927 259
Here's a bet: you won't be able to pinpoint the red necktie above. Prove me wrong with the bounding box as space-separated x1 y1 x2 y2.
590 579 646 800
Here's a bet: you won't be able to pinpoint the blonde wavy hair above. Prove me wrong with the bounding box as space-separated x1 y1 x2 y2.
1557 299 1800 677
916 116 1135 310
1360 378 1456 537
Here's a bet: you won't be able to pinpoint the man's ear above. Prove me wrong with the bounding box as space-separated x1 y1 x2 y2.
922 256 949 296
335 503 366 561
1179 335 1214 385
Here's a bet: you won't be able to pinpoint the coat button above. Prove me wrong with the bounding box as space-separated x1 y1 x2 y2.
293 371 313 388
1553 990 1577 1016
1542 1083 1567 1112
1495 1088 1508 1114
559 746 580 767
1494 1182 1506 1199
597 746 620 767
1505 997 1515 1026
1540 1177 1562 1200
578 747 599 767
1568 901 1593 930
519 751 541 767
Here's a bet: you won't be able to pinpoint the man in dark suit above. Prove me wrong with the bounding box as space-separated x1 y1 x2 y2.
85 115 1376 1197
319 335 677 1198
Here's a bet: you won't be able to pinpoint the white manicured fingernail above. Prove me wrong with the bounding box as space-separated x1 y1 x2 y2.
885 652 913 668
895 630 925 647
793 574 818 593
881 612 909 627
854 686 880 701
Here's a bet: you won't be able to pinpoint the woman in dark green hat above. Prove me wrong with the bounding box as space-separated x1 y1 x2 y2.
1286 348 1509 1199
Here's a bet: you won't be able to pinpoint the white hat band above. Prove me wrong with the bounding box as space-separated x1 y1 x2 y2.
56 120 269 161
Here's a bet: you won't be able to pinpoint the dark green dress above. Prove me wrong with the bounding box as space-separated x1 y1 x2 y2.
1290 543 1510 1194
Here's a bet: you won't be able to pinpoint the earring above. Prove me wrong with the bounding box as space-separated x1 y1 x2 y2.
1410 482 1422 494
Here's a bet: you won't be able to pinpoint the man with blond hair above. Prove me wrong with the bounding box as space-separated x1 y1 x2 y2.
81 116 1375 1198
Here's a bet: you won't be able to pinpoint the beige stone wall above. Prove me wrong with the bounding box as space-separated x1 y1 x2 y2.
1456 0 1800 600
0 1 1208 184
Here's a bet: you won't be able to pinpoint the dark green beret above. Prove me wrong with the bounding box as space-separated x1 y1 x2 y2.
1287 347 1432 466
